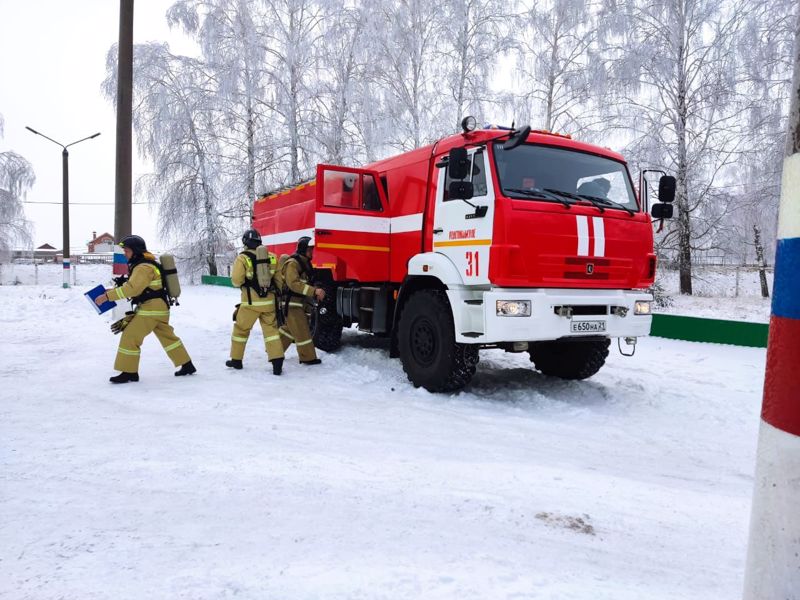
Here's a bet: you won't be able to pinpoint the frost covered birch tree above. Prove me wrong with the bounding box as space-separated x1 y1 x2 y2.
166 0 273 222
609 0 752 294
260 0 326 184
314 0 370 164
372 0 445 150
511 0 602 133
103 43 227 275
0 114 34 260
729 0 798 274
439 0 511 129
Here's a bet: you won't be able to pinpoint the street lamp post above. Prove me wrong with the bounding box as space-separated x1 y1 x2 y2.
25 126 101 288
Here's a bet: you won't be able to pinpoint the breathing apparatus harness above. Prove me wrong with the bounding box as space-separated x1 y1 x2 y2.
239 250 280 306
122 255 176 308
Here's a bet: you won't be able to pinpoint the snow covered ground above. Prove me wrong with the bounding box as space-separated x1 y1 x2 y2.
656 267 772 322
1 271 766 599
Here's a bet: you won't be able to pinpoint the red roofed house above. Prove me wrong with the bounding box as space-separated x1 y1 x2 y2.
88 231 114 253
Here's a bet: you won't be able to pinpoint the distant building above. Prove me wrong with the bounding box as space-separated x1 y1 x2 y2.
34 244 59 261
8 244 60 262
87 232 114 253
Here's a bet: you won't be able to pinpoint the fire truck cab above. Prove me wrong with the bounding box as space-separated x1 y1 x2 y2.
254 121 674 392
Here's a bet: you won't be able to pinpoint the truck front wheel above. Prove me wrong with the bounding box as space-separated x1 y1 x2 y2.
311 284 343 352
528 339 610 380
398 290 479 392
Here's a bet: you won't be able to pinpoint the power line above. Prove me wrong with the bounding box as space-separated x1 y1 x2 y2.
22 201 156 205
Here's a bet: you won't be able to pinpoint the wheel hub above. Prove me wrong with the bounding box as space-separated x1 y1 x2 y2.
410 316 437 367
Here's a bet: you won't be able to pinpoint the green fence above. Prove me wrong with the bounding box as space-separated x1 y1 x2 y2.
650 313 768 348
201 275 234 287
199 276 769 348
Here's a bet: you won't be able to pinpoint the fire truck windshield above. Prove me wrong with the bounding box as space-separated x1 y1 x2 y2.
493 143 638 211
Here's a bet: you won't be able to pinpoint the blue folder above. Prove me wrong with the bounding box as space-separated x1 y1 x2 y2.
85 284 117 315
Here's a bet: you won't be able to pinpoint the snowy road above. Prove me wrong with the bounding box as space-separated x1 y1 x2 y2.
1 284 765 599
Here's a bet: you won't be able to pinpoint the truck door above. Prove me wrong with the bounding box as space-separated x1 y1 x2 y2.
316 164 390 282
432 148 495 285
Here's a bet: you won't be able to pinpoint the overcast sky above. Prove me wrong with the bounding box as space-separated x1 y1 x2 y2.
0 0 195 251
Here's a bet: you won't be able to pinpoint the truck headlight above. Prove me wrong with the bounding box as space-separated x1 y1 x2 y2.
496 300 531 317
634 300 651 315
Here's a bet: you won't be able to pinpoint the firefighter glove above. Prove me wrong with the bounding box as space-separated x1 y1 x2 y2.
111 312 135 335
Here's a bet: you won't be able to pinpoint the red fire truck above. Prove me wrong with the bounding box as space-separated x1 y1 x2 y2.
253 120 675 392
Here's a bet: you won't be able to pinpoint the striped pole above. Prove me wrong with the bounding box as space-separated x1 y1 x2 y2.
742 11 800 597
62 258 70 289
111 245 128 320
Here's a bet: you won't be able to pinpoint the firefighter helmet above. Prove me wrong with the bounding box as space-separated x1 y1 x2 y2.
296 236 313 255
119 235 147 255
242 228 262 249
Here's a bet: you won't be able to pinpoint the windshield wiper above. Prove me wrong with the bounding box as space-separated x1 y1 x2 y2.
577 193 635 216
544 188 605 213
503 187 574 209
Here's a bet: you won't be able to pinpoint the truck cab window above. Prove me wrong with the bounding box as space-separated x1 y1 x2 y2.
362 174 384 212
323 170 361 209
444 149 488 201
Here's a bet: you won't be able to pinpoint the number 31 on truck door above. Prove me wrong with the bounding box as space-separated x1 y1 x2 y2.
465 250 480 277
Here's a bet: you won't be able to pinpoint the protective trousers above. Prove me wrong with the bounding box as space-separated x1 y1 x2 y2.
279 303 318 362
230 302 284 361
115 310 191 373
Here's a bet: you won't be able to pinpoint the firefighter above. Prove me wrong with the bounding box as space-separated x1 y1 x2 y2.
226 229 285 375
279 236 325 365
95 235 196 383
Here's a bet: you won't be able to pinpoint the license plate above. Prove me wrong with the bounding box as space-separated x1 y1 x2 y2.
571 320 606 333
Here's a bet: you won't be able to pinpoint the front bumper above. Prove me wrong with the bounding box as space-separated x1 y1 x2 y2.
447 287 653 344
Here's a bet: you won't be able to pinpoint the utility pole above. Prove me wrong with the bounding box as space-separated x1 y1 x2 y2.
114 0 134 244
742 7 800 597
25 127 101 288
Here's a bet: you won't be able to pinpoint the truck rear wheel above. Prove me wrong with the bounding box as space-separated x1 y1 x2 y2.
398 290 479 392
311 284 342 352
528 339 610 380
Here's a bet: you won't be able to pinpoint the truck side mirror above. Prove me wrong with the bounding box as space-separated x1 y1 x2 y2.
448 147 470 180
503 125 531 151
651 203 673 219
449 180 474 200
658 175 676 203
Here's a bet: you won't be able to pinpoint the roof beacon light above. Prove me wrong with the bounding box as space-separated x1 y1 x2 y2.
461 115 477 133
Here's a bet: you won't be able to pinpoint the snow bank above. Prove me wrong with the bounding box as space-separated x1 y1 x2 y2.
0 285 765 599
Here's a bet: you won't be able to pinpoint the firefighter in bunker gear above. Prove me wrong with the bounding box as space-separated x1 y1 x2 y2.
226 229 285 375
279 236 326 365
96 235 195 383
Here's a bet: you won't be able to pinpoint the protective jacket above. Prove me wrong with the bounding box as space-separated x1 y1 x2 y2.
283 254 315 303
105 252 191 373
106 253 168 309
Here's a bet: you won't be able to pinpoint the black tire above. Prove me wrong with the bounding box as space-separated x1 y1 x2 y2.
528 339 610 380
312 284 343 352
397 289 479 392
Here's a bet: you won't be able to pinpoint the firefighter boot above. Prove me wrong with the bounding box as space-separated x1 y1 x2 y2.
110 372 139 384
175 361 197 376
271 357 284 376
301 358 322 366
226 359 243 370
